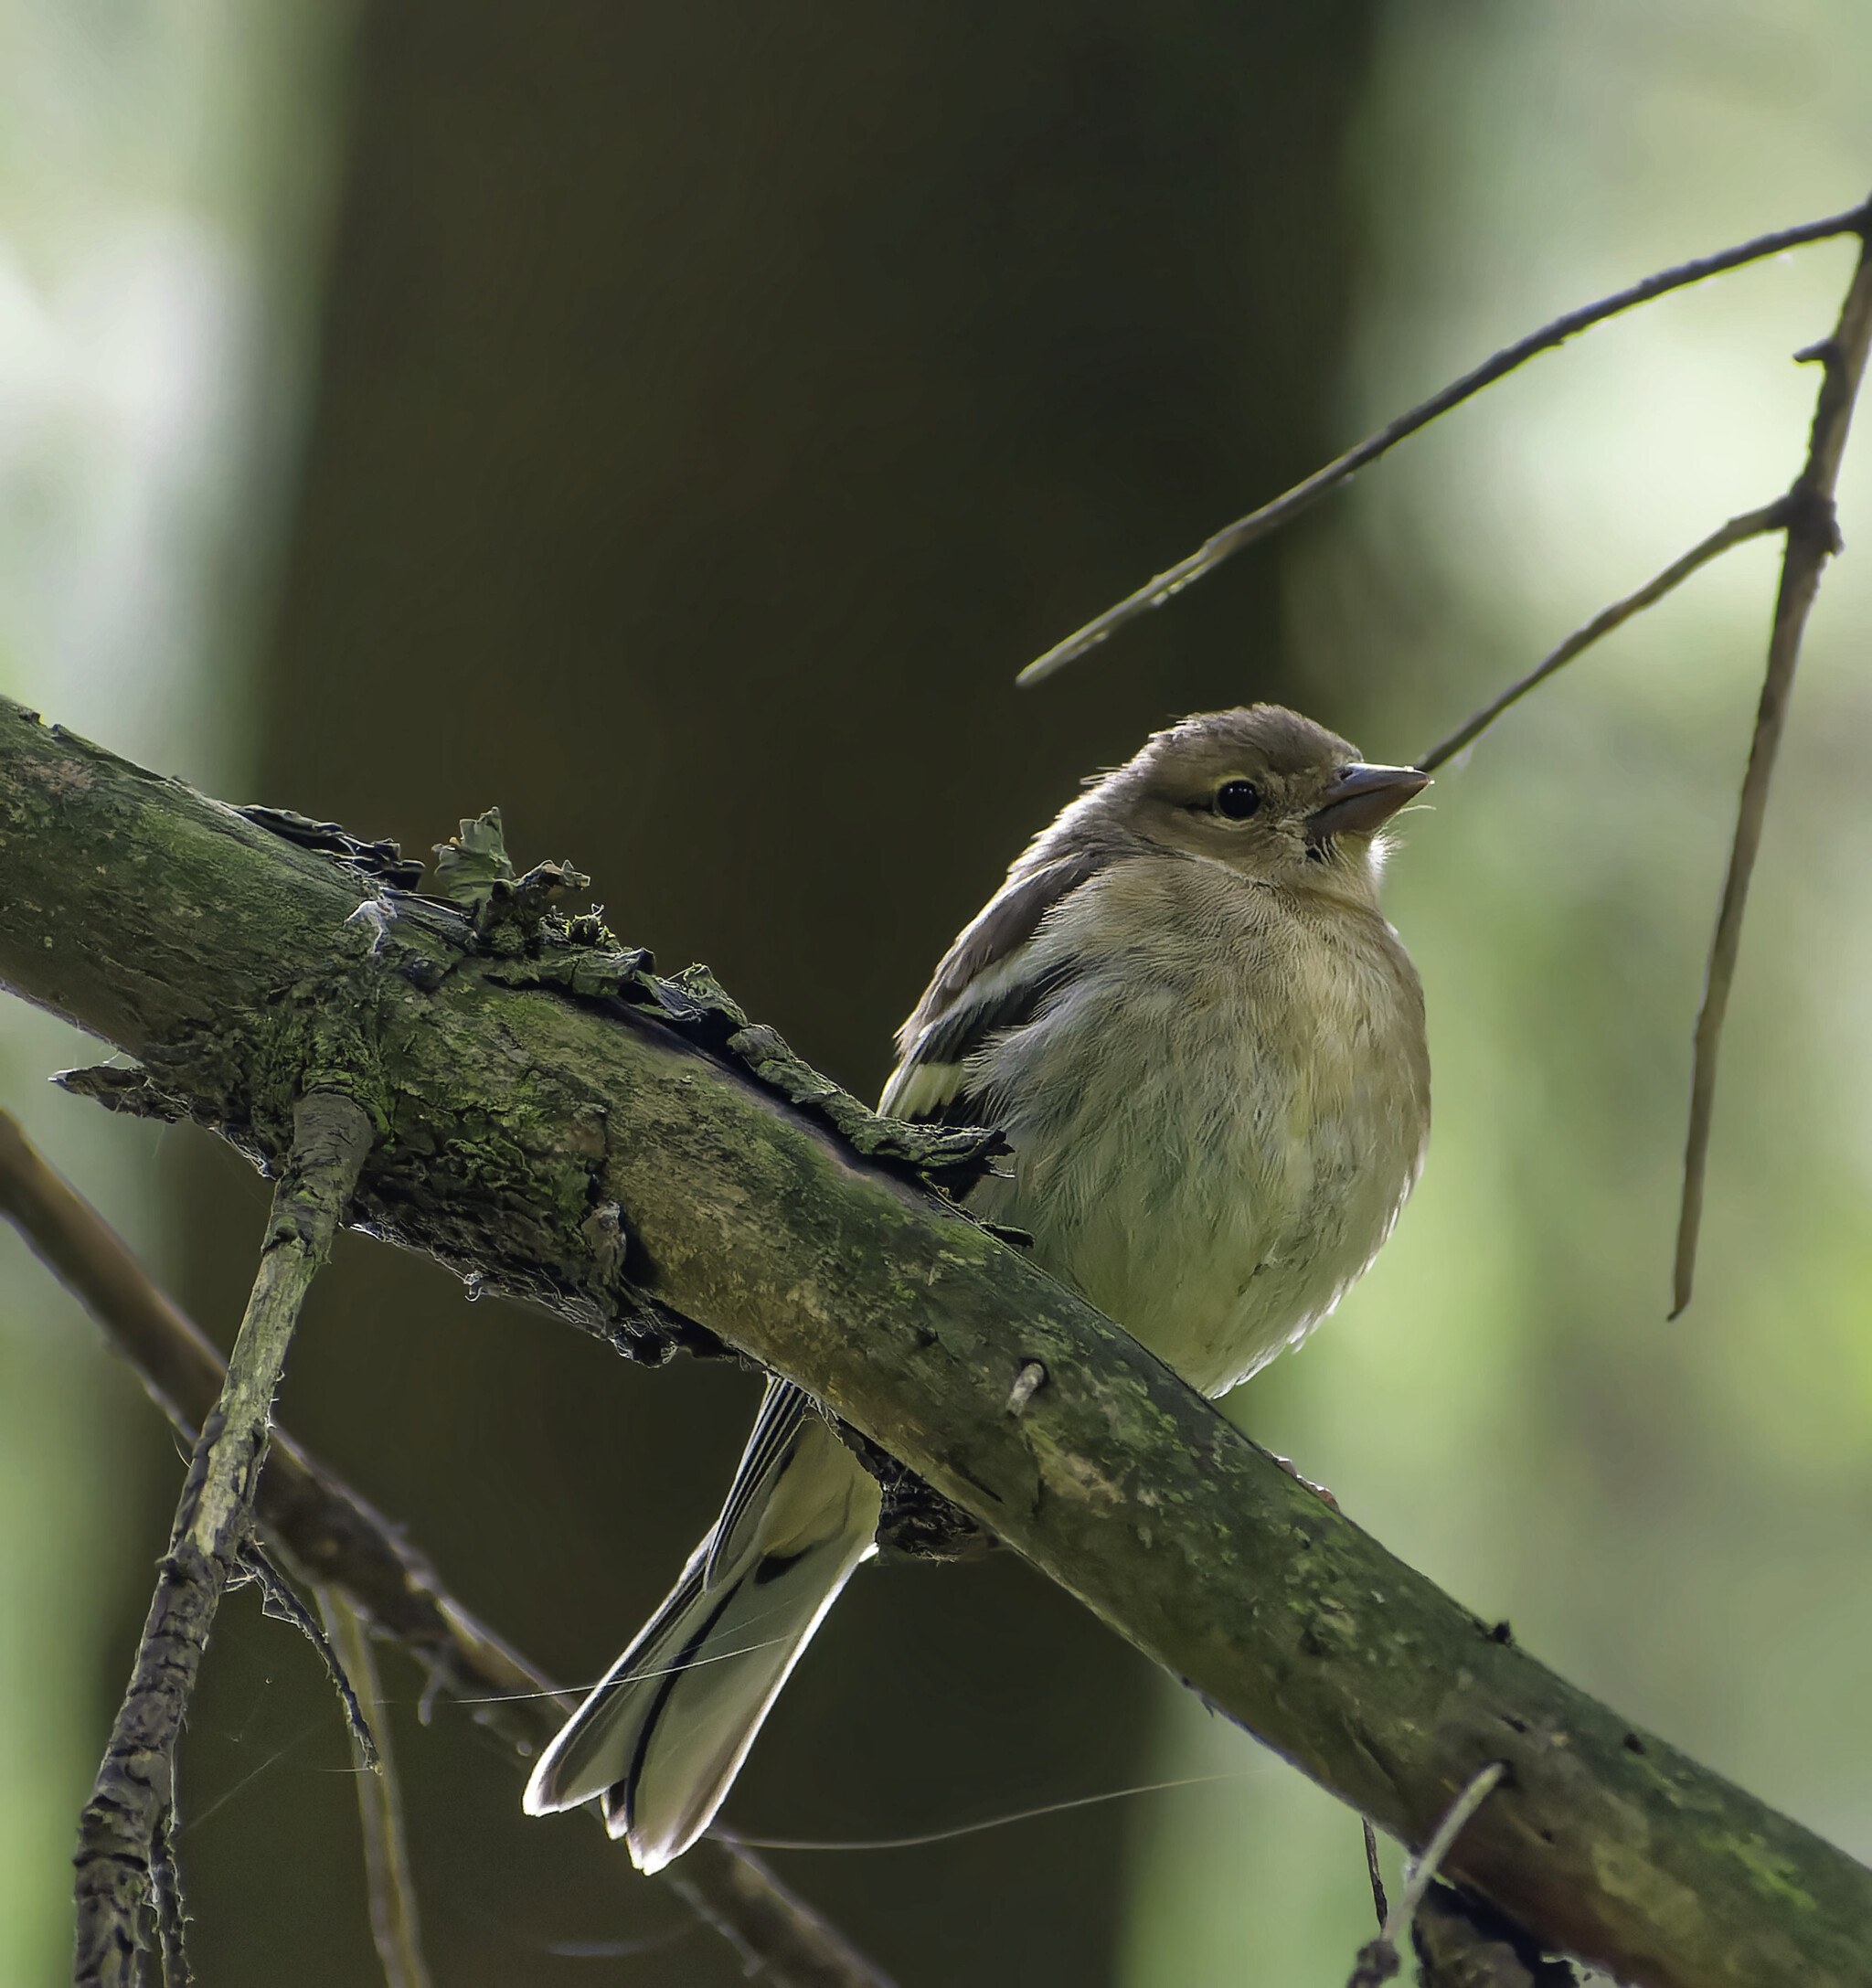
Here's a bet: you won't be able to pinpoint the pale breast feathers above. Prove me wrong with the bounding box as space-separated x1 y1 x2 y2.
885 849 1428 1395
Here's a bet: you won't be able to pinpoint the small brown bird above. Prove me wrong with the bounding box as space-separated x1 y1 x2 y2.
525 704 1431 1870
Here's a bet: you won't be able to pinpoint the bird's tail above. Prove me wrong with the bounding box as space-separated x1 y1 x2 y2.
523 1381 881 1873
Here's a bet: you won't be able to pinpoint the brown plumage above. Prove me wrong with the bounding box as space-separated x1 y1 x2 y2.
526 704 1431 1870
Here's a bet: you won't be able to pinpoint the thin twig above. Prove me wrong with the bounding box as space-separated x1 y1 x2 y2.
0 1108 545 1729
72 1090 375 1988
1385 1764 1511 1944
1348 1763 1509 1988
240 1541 379 1769
147 1815 191 1988
1417 500 1792 771
1673 223 1872 1315
1363 1818 1389 1930
14 723 1872 1983
320 1589 433 1988
1017 198 1871 686
0 1108 894 1988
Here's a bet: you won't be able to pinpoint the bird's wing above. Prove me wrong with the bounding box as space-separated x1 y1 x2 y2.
879 848 1110 1125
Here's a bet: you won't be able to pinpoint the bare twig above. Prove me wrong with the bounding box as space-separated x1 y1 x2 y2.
1673 225 1872 1315
240 1542 380 1768
319 1589 433 1988
0 1108 545 1728
0 1108 894 1988
72 1090 374 1988
147 1816 190 1988
1017 198 1871 686
1417 500 1792 771
1363 1817 1389 1930
1348 1763 1509 1988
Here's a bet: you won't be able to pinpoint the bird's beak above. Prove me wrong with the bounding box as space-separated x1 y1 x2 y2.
1303 764 1431 843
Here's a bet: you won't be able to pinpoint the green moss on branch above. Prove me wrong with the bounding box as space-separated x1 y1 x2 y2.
4 698 1869 1988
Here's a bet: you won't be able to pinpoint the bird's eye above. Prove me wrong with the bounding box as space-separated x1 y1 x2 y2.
1215 780 1260 820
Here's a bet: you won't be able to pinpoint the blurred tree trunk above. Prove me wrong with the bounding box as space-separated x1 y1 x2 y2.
173 6 1381 1983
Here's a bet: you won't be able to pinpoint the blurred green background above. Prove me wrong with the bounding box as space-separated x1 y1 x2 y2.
3 4 1870 1983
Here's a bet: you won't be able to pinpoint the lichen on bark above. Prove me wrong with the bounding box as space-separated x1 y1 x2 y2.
5 696 1871 1988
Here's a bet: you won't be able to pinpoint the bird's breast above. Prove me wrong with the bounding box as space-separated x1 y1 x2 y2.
963 856 1429 1398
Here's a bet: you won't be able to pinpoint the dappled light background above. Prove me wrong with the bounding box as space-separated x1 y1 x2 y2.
2 4 1870 1985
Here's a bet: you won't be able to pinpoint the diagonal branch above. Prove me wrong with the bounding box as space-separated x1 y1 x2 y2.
317 1589 433 1988
1673 229 1872 1315
1417 501 1792 772
1016 197 1871 686
72 1090 374 1988
0 1108 895 1988
5 704 1872 1987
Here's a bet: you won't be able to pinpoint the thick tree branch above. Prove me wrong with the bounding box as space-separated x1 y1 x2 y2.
0 1107 895 1988
5 701 1871 1986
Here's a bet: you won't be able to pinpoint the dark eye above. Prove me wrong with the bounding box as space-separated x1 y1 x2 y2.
1215 780 1260 821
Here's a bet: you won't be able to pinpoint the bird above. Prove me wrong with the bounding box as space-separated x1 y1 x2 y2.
523 703 1431 1872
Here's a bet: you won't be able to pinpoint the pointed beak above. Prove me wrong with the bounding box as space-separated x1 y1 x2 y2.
1303 763 1431 843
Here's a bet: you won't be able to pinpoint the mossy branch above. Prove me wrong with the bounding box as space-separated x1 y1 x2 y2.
5 698 1871 1987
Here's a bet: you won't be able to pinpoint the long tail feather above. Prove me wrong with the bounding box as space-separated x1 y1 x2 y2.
524 1392 880 1873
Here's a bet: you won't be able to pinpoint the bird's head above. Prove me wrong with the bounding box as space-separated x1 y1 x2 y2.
1097 705 1430 904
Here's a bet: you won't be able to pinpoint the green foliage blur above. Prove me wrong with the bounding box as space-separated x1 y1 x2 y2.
1 4 1869 1986
0 4 346 1982
1129 5 1872 1979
